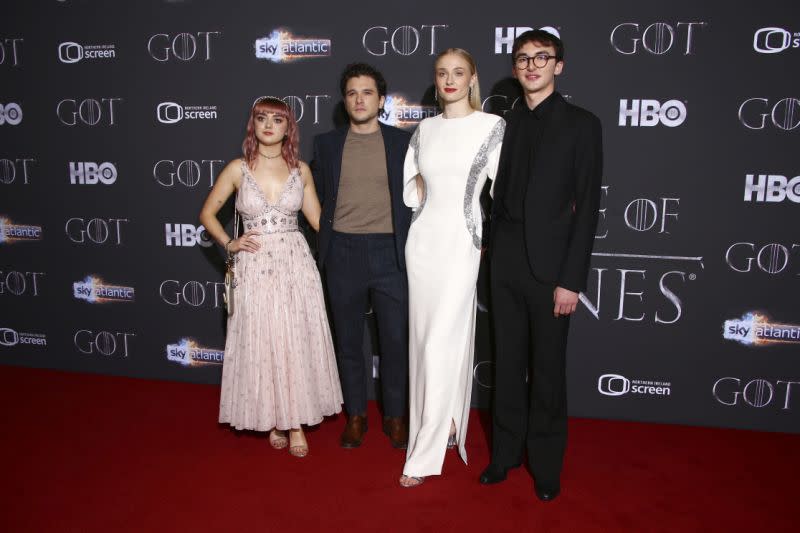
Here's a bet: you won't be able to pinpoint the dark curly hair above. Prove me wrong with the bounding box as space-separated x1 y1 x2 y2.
511 29 564 64
339 62 388 98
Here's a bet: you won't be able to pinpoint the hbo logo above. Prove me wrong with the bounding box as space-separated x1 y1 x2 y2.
165 223 212 247
0 102 22 125
619 99 687 127
69 162 117 185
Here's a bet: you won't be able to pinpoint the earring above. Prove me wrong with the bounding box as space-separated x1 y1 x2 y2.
434 88 439 102
469 86 473 99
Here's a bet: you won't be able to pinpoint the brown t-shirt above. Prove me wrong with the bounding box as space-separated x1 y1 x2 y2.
333 129 393 234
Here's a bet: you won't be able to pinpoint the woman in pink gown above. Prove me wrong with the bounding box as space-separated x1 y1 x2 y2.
199 97 342 457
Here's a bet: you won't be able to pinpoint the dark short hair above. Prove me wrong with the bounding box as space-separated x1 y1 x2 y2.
339 62 387 98
511 29 564 63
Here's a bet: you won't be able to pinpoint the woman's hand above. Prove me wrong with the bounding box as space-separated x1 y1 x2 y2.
228 230 262 254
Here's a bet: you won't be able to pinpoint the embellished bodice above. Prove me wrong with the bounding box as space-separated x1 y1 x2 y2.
236 161 303 234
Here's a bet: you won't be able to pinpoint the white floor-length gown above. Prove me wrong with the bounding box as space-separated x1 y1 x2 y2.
402 111 505 477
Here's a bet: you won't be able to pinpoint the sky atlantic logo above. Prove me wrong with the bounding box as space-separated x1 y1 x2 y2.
0 271 44 296
256 29 331 62
0 217 42 244
619 99 686 127
66 217 128 245
0 103 22 125
753 27 799 54
156 102 218 124
723 312 800 346
57 41 116 63
153 159 224 188
56 98 122 126
725 242 799 275
165 223 212 247
379 94 437 129
147 32 220 62
74 329 135 358
166 338 224 366
0 158 35 185
610 22 706 55
494 26 559 54
0 38 24 67
69 162 117 185
363 25 448 56
597 373 672 397
738 98 800 131
744 173 800 203
73 275 135 304
0 327 47 348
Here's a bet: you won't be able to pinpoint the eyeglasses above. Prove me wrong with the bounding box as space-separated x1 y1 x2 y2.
514 54 557 70
252 95 284 108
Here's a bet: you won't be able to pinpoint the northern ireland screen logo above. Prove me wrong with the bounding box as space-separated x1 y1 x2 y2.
753 27 799 54
58 41 116 63
598 373 672 397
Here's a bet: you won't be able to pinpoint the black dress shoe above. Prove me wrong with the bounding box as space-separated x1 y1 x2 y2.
479 464 516 485
534 483 561 502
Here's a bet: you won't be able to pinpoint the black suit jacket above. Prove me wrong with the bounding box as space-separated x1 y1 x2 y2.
311 122 412 270
491 93 603 293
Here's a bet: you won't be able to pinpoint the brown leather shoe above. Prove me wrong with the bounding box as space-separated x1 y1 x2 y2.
340 415 367 448
382 416 408 449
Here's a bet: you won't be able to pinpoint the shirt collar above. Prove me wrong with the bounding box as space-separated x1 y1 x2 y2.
526 91 557 119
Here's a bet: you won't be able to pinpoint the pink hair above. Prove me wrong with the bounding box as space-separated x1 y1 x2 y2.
242 98 300 170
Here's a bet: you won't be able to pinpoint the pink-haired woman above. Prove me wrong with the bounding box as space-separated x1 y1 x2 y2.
200 97 342 457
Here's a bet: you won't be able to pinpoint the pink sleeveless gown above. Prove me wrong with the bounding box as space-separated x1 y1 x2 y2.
219 161 342 431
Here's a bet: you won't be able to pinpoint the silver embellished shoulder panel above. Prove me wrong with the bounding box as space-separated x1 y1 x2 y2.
464 119 505 249
408 126 426 223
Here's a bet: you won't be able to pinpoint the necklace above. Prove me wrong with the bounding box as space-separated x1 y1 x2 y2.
258 151 282 159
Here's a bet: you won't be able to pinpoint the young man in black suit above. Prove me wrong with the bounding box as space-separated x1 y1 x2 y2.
480 30 603 501
311 63 412 449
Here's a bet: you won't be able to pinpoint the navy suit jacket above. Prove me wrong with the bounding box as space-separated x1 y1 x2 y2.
311 122 412 271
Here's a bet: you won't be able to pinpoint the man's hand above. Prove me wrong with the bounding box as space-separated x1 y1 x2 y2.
553 287 578 317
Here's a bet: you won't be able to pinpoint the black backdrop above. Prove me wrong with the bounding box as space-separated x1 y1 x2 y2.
2 0 798 433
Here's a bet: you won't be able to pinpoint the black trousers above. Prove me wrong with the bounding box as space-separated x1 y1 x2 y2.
490 220 569 488
324 231 408 418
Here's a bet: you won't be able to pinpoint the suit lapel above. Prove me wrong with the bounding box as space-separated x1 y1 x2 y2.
379 123 399 204
332 126 348 200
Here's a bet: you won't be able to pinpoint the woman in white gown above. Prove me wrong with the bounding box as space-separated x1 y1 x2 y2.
400 48 505 487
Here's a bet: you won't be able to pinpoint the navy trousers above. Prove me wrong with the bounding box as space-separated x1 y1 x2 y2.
324 232 409 418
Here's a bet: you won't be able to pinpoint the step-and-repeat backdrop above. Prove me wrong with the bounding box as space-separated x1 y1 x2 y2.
2 0 798 433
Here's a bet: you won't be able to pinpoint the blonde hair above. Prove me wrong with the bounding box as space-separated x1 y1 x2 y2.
435 48 481 111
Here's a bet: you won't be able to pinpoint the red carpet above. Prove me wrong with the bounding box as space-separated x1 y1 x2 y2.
0 366 796 532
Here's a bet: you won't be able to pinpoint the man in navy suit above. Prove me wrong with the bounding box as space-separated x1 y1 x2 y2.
479 30 603 501
311 63 412 449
